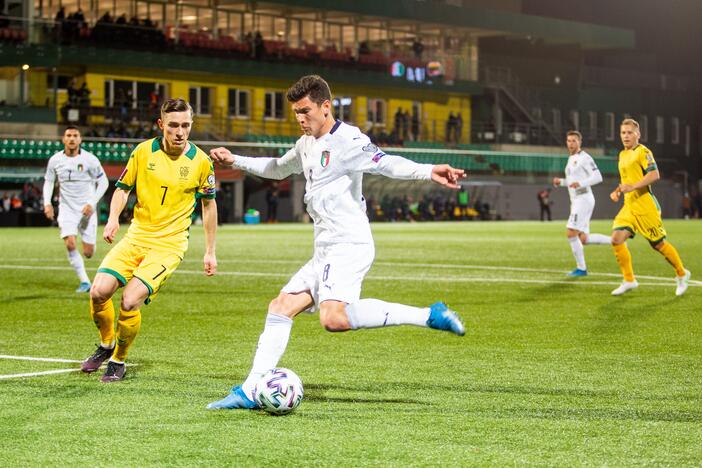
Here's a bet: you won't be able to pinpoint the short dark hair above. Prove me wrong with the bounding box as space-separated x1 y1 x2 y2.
566 130 582 140
161 98 193 117
286 75 332 105
64 125 79 133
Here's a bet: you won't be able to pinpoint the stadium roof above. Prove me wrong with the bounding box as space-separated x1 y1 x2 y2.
218 0 634 49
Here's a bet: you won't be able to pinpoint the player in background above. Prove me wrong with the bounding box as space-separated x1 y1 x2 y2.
207 75 466 411
81 98 218 382
609 118 690 296
43 126 109 292
552 130 611 276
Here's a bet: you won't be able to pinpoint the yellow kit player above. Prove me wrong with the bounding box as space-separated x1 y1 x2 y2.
81 98 218 382
609 118 690 296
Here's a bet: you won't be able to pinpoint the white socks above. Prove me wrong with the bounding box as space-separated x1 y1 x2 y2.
345 298 430 330
67 249 90 283
241 312 293 397
584 233 611 245
568 236 586 270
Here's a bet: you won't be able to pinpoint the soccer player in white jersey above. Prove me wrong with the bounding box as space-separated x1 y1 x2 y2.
43 126 108 292
207 75 467 410
552 130 611 276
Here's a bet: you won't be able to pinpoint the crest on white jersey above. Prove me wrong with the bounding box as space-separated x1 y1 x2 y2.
320 150 331 167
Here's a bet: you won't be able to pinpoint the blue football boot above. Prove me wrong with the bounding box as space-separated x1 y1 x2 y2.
568 268 588 277
426 302 465 336
76 282 91 293
207 385 259 410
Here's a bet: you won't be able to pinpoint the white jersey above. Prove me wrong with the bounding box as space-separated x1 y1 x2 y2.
43 149 108 213
234 120 433 245
556 150 602 203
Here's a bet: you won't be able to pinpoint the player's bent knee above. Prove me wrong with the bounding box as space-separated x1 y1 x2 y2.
319 303 351 332
64 237 77 251
90 284 112 303
120 295 144 312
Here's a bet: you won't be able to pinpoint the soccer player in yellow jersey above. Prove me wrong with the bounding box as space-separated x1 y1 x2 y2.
81 98 218 382
609 118 690 296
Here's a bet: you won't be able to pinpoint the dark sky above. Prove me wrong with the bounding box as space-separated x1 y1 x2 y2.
522 0 702 76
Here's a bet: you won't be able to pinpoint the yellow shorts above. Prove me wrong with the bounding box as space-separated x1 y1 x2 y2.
97 238 183 304
612 203 667 243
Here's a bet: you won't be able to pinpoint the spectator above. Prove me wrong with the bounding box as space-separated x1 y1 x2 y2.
446 112 456 143
691 188 702 218
358 40 370 55
412 37 424 59
253 31 264 60
1 192 10 212
67 79 79 106
455 112 463 143
411 109 420 141
265 182 279 222
682 192 691 219
457 187 469 219
10 193 22 211
537 188 553 221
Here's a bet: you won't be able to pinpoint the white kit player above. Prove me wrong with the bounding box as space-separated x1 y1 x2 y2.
207 75 467 410
43 126 108 292
552 130 611 277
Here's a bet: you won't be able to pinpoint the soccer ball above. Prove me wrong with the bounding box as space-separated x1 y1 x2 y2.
254 368 304 415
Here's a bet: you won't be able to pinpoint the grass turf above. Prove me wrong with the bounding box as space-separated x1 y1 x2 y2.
0 220 700 466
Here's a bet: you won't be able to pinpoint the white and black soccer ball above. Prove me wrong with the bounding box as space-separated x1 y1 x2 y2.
254 367 304 415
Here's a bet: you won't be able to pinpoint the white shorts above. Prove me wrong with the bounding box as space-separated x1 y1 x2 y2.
282 242 375 310
566 196 595 234
57 207 98 244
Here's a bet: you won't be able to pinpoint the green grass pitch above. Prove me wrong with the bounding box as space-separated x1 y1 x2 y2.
1 220 700 466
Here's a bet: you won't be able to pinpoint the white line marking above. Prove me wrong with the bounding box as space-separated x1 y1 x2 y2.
0 263 699 287
0 368 83 379
0 355 139 380
0 355 83 363
5 258 700 285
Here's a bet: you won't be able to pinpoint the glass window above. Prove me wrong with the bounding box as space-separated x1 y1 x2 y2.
264 91 284 119
605 112 615 141
552 109 561 131
569 110 579 131
639 115 648 142
332 96 352 121
656 116 665 143
671 117 680 144
189 86 212 115
228 89 250 117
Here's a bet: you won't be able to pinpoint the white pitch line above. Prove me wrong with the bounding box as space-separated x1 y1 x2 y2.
0 355 83 363
0 368 83 379
0 264 699 288
5 258 701 285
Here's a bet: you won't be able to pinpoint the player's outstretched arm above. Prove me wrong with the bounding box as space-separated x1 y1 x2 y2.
103 188 129 244
431 164 466 189
210 146 302 180
201 198 217 276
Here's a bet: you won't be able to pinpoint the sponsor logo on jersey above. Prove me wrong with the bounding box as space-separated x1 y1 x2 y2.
645 153 653 162
77 164 84 171
207 174 215 186
372 151 386 163
180 166 189 179
147 162 156 171
362 143 378 153
320 150 331 167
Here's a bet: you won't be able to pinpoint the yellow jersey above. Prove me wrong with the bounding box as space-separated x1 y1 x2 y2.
115 137 216 254
618 144 659 214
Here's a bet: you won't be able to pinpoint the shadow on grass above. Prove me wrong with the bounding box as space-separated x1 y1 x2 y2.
589 296 680 334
